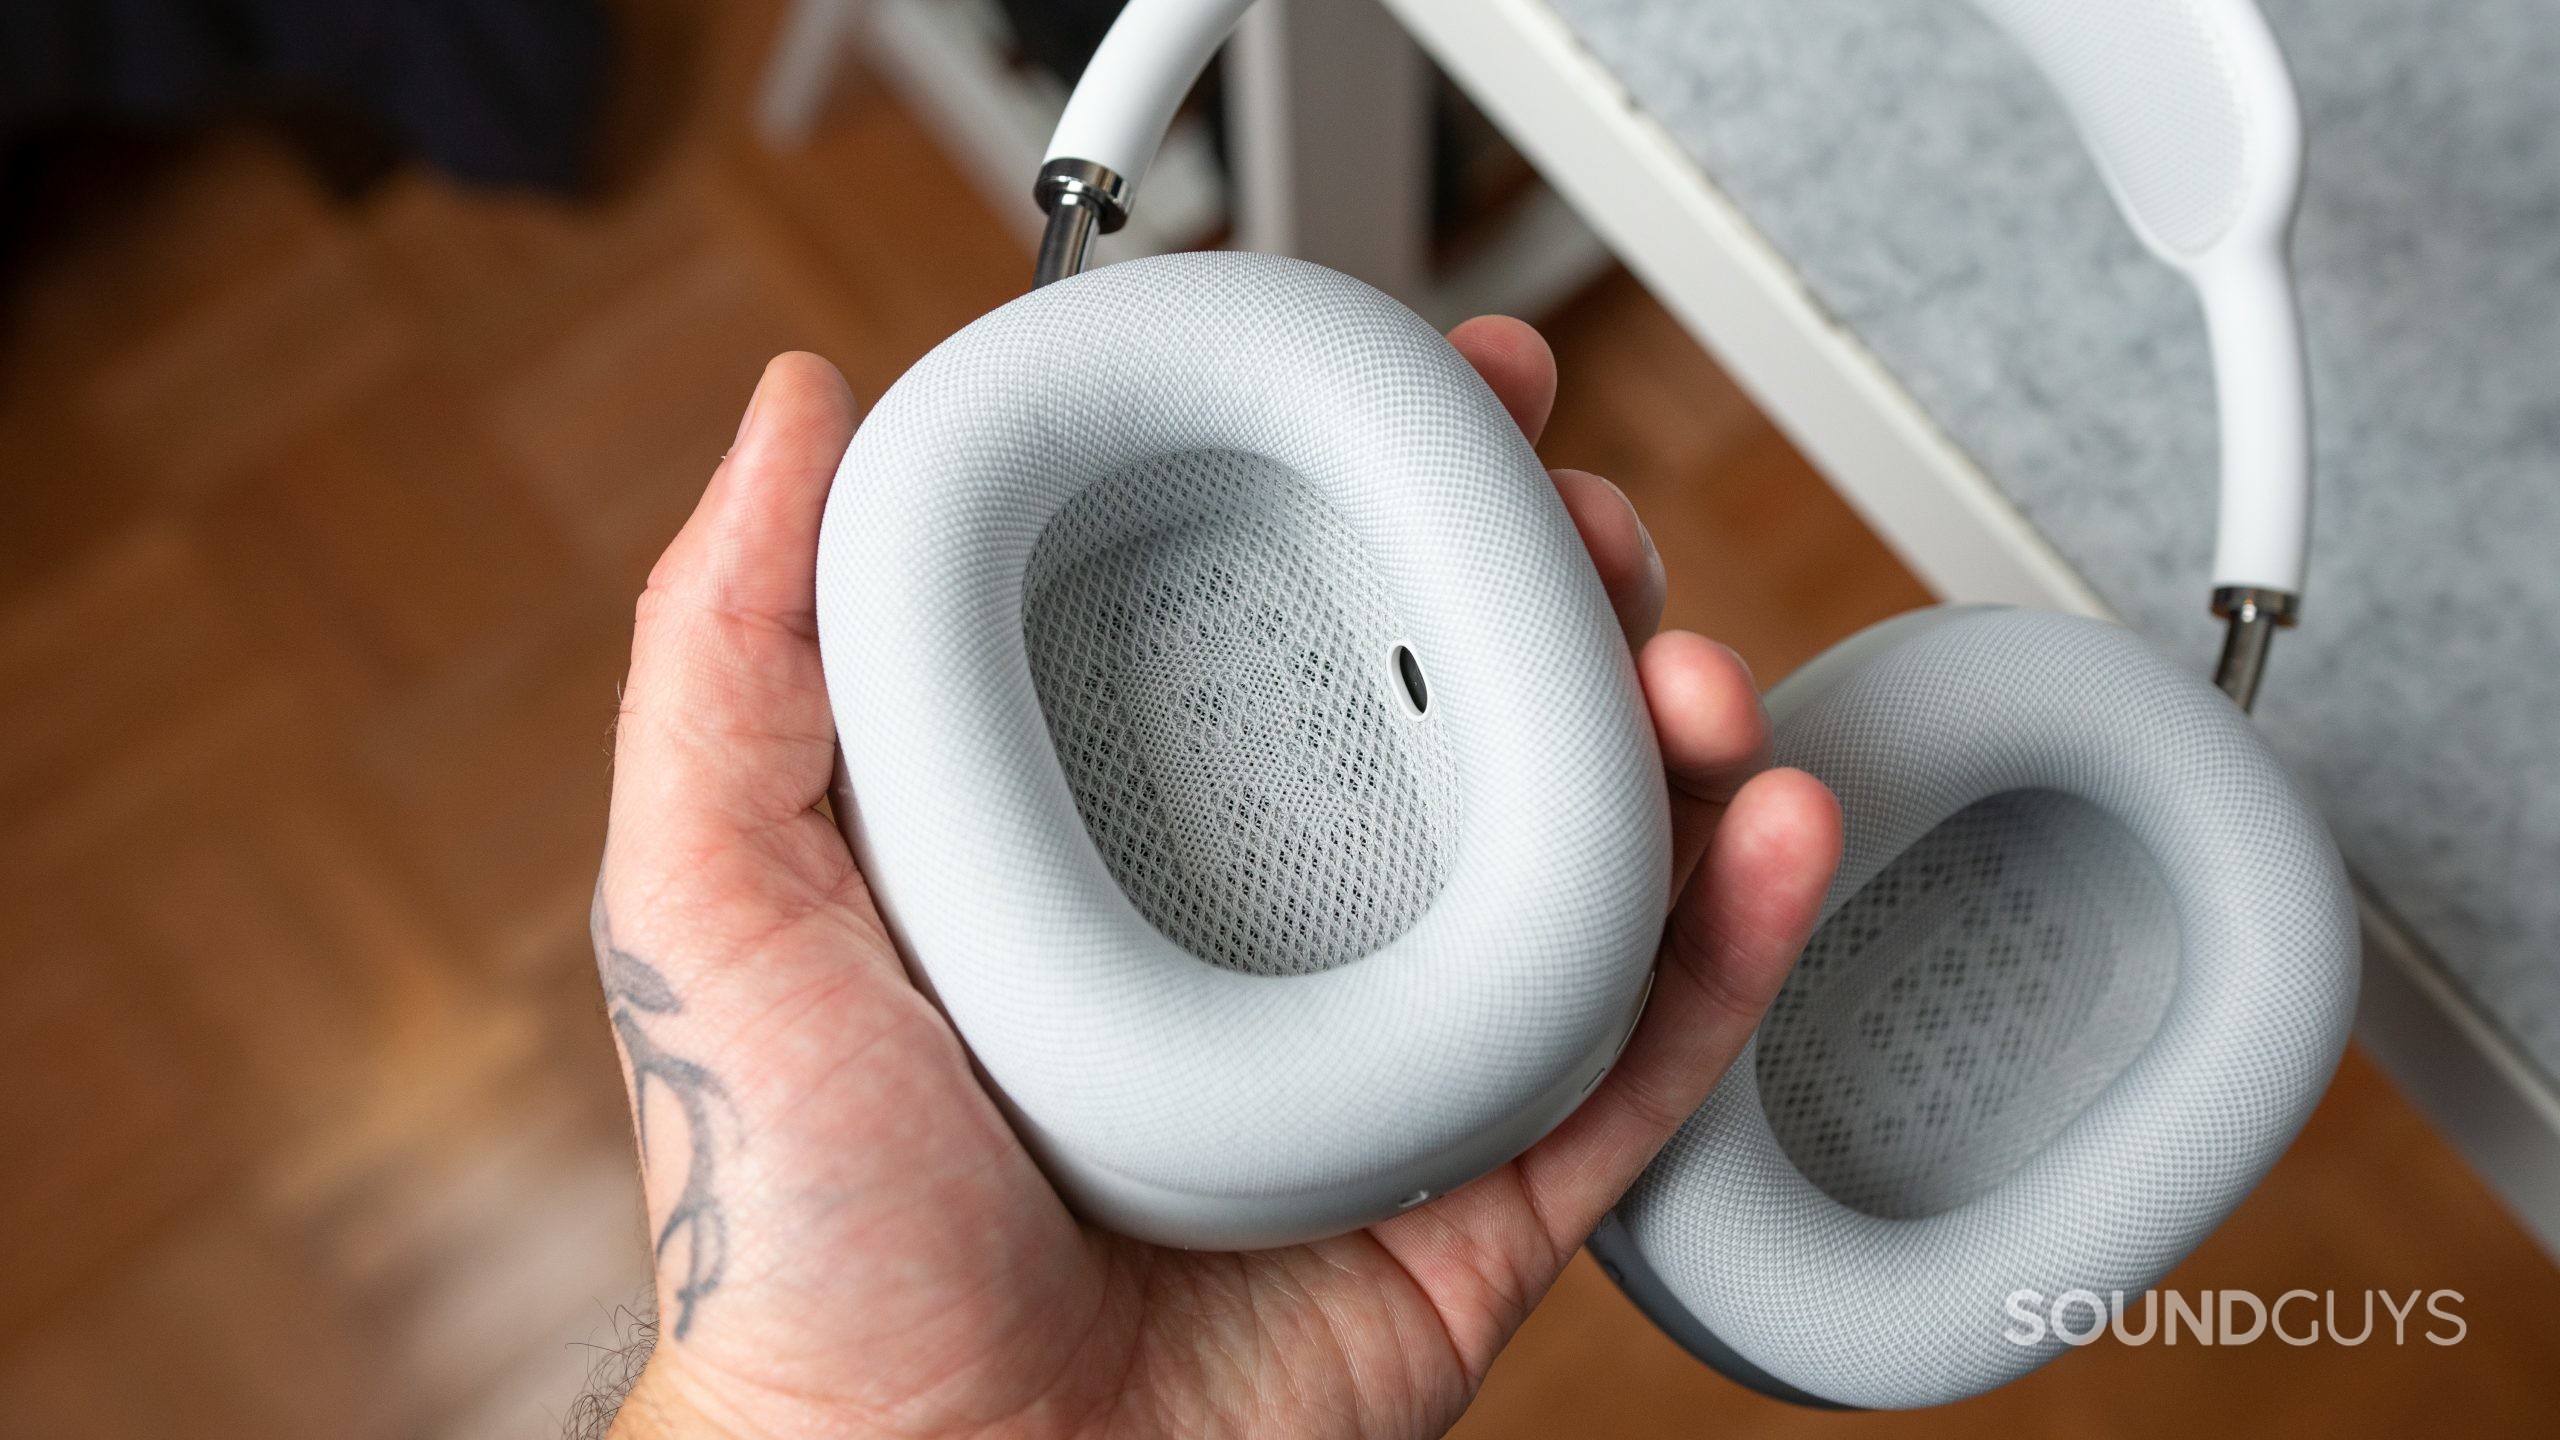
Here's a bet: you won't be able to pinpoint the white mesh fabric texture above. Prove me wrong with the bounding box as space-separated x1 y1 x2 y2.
1968 0 2250 256
1759 789 2181 1219
1023 450 1461 977
815 252 1668 1247
1608 609 2358 1408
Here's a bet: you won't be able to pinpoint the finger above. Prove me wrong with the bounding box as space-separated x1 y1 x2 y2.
644 351 855 639
1443 319 1662 644
611 353 858 847
1510 765 1841 1257
1639 631 1771 888
1551 468 1666 645
1447 315 1556 444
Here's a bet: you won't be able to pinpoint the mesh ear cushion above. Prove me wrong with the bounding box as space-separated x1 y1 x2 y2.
1592 608 2359 1409
814 251 1668 1249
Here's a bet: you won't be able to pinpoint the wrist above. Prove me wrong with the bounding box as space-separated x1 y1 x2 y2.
607 1356 748 1440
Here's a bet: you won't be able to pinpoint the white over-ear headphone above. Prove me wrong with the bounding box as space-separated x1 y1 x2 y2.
813 0 2359 1407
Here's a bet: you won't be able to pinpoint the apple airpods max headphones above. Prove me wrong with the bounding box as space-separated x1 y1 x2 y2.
813 0 2360 1409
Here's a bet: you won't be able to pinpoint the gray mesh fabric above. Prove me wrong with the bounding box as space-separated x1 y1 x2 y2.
1607 608 2358 1408
1759 789 2181 1220
816 252 1668 1247
1023 449 1462 976
1968 0 2252 256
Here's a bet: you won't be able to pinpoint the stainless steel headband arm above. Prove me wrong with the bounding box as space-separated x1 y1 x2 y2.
2211 585 2298 712
1032 0 1251 285
1034 159 1133 287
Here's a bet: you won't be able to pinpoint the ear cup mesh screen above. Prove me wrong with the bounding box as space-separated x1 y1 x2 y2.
1024 449 1462 977
1757 789 2180 1220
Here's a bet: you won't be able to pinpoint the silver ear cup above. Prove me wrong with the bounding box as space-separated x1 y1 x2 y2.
816 251 1667 1249
1593 607 2359 1409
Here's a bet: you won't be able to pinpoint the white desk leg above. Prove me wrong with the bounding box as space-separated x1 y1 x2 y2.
1228 0 1434 305
757 0 875 146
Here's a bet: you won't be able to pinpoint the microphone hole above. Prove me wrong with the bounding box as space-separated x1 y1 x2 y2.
1392 645 1429 716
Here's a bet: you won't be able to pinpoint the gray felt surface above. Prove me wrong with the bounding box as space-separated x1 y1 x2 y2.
1544 0 2560 1080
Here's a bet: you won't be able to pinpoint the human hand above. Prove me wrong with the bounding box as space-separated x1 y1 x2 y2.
591 324 1842 1439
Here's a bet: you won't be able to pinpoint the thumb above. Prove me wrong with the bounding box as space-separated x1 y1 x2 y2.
604 352 861 926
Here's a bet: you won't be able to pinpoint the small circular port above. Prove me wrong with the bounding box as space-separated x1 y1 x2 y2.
1392 645 1429 716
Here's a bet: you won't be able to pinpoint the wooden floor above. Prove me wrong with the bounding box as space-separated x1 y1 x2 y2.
0 3 2552 1436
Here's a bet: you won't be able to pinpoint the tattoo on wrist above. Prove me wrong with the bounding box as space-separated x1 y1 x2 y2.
594 895 734 1341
